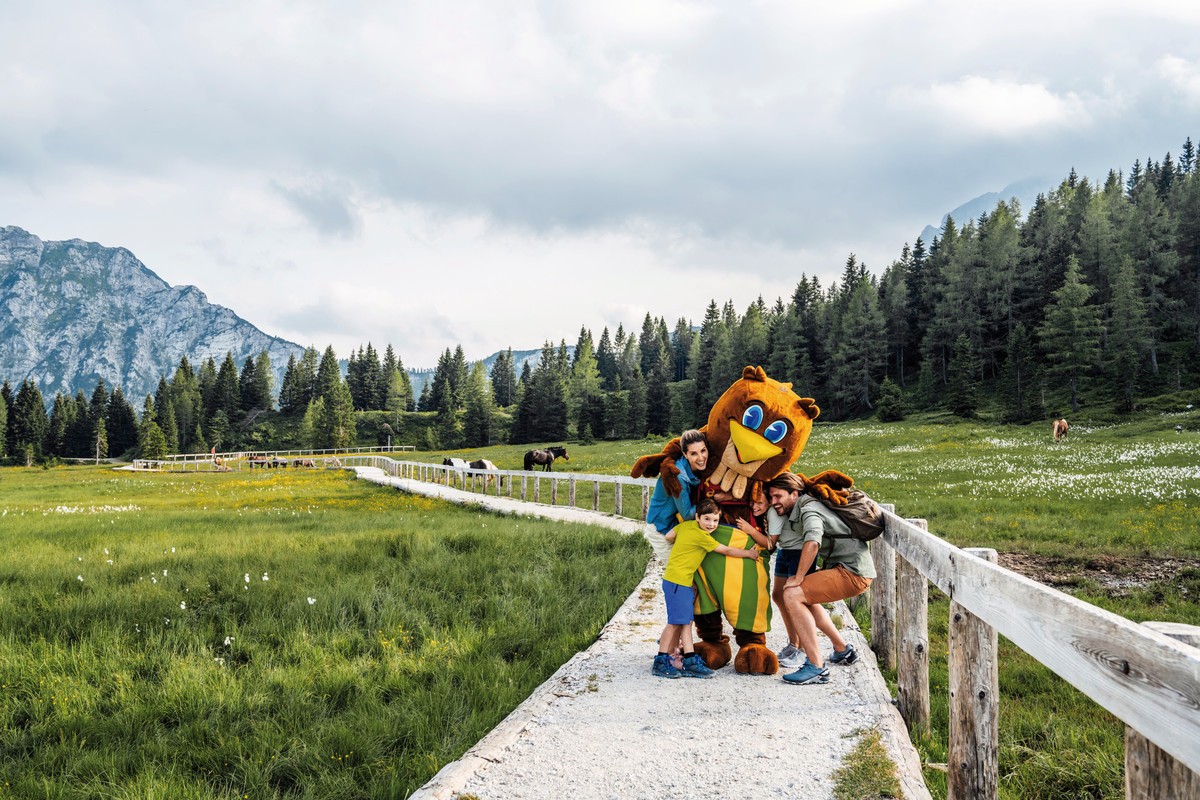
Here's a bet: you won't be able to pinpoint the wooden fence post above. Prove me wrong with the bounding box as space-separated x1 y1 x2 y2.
641 486 650 521
872 504 898 671
897 518 930 736
521 475 528 502
615 483 623 516
593 480 600 512
1125 622 1200 799
551 478 559 505
533 477 540 503
949 547 999 800
569 478 576 508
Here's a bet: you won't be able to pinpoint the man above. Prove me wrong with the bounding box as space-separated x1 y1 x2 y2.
766 472 874 685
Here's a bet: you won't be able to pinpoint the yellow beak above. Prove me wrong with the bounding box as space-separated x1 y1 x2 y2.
728 419 783 463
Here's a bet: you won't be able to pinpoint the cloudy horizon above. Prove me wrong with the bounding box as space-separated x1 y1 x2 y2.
4 1 1199 368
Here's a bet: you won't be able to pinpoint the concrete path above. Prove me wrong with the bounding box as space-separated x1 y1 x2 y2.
349 467 930 800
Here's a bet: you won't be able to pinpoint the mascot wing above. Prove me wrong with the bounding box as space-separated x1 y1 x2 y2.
630 436 687 498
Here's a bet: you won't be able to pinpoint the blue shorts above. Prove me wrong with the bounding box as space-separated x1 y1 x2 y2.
774 548 819 578
662 579 695 625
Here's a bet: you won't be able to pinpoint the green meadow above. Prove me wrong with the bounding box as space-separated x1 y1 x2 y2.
0 468 644 798
2 410 1198 798
435 410 1200 799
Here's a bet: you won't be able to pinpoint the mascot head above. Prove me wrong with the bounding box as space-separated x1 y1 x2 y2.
702 366 820 500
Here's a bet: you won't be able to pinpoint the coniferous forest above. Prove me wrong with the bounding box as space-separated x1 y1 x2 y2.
3 142 1200 462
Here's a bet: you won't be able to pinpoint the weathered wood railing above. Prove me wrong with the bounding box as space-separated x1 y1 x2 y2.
870 507 1200 799
132 445 416 471
341 456 658 521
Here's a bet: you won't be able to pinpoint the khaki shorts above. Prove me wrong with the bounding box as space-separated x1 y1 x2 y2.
798 564 871 605
643 523 674 564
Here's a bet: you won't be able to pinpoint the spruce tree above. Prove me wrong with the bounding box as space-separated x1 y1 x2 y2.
463 362 494 448
315 346 341 403
1105 256 1151 411
596 328 619 390
947 334 982 417
1037 257 1103 413
105 388 139 457
92 415 108 464
490 348 517 407
12 380 48 461
47 393 73 457
1 380 13 458
1003 323 1038 423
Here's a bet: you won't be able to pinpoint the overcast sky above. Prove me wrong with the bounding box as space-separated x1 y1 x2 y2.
4 1 1200 367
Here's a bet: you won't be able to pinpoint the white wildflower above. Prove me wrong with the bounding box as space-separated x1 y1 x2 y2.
180 601 186 610
307 597 316 605
76 575 83 582
262 572 269 581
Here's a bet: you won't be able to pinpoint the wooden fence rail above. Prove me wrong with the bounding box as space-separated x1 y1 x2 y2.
871 511 1200 799
341 457 658 522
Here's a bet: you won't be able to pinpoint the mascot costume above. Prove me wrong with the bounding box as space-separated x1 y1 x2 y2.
631 366 852 674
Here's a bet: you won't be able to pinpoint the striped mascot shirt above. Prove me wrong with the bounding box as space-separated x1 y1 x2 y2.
693 524 773 633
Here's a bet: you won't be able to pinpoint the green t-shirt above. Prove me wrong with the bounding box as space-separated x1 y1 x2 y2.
663 520 720 585
771 496 876 579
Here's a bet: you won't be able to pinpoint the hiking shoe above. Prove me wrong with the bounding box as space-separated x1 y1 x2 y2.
776 642 799 661
828 643 858 666
778 648 805 669
681 653 715 679
782 659 830 685
652 654 682 679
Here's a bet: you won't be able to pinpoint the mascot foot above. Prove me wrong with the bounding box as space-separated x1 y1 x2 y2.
733 643 779 675
694 639 733 671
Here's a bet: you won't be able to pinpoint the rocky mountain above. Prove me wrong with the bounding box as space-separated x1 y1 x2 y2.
0 226 306 403
918 177 1047 246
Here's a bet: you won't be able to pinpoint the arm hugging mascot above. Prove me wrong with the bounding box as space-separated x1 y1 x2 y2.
632 366 852 675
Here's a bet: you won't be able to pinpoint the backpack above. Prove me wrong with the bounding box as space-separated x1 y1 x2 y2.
818 490 885 542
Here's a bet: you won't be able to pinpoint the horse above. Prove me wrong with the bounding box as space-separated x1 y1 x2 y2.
443 457 470 469
1052 418 1069 442
469 458 502 488
524 446 569 472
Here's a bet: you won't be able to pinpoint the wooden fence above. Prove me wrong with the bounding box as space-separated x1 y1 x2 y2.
870 508 1200 799
131 446 416 472
342 456 658 521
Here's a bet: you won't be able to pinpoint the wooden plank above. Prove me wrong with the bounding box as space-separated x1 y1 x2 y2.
1125 622 1200 799
897 517 930 736
949 548 999 800
872 505 899 671
615 482 623 515
882 511 1200 774
593 480 600 512
569 478 576 508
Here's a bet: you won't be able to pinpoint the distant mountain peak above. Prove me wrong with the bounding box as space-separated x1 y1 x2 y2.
0 226 306 400
918 177 1047 246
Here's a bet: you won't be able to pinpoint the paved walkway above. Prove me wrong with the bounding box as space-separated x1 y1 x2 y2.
349 468 929 800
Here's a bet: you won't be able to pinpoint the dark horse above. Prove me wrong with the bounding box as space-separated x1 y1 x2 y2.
524 446 569 472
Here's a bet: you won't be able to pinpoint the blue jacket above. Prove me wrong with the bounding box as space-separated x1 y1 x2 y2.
646 456 701 534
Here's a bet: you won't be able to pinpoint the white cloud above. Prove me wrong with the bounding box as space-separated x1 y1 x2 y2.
893 76 1090 136
1156 56 1200 103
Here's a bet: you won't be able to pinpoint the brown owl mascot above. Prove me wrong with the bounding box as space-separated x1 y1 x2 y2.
631 366 852 674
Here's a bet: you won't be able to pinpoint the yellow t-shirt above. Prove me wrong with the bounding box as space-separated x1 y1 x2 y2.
663 520 720 586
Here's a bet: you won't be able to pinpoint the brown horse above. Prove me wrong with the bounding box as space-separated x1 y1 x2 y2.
1052 418 1069 441
524 446 569 472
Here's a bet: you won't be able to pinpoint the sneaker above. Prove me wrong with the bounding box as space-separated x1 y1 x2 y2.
782 659 830 685
776 642 799 661
652 653 682 679
778 648 805 669
828 643 858 666
681 653 715 679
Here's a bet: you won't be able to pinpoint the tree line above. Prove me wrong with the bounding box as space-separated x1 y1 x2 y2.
3 139 1199 463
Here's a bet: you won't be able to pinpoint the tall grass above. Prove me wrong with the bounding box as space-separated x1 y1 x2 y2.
0 467 645 798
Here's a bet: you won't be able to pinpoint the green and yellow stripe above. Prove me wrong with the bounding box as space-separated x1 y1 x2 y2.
693 525 773 632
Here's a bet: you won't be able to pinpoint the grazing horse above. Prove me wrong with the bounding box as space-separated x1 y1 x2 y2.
443 457 470 469
1052 418 1069 442
469 458 502 488
524 446 569 472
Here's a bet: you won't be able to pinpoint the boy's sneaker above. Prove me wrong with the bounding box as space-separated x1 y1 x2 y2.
828 643 858 666
776 642 799 661
778 647 805 669
681 653 715 679
782 659 830 685
652 653 682 679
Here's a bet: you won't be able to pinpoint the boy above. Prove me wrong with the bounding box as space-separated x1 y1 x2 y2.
653 498 760 678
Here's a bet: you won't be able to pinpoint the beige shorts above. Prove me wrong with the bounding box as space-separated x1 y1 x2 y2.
799 564 872 605
643 523 674 564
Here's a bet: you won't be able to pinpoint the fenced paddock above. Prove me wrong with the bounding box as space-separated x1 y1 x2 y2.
347 455 1200 799
131 446 415 472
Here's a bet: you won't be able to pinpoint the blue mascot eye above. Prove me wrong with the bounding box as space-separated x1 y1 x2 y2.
741 406 763 430
763 420 788 444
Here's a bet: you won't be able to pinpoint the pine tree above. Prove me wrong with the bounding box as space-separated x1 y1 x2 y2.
212 353 241 420
47 392 73 457
1003 323 1038 423
1105 256 1151 411
490 348 517 407
253 350 274 410
876 378 906 422
319 377 356 449
462 362 494 448
12 380 48 461
361 343 383 410
154 377 179 452
596 328 619 390
105 387 138 457
1181 137 1195 175
207 409 233 452
301 397 324 448
92 415 108 465
947 334 982 417
1038 257 1103 413
670 318 694 381
569 327 603 440
239 354 260 412
1 381 13 458
315 346 341 403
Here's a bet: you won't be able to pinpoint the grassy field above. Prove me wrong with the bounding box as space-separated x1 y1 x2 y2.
3 410 1198 798
429 410 1200 799
0 467 645 798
